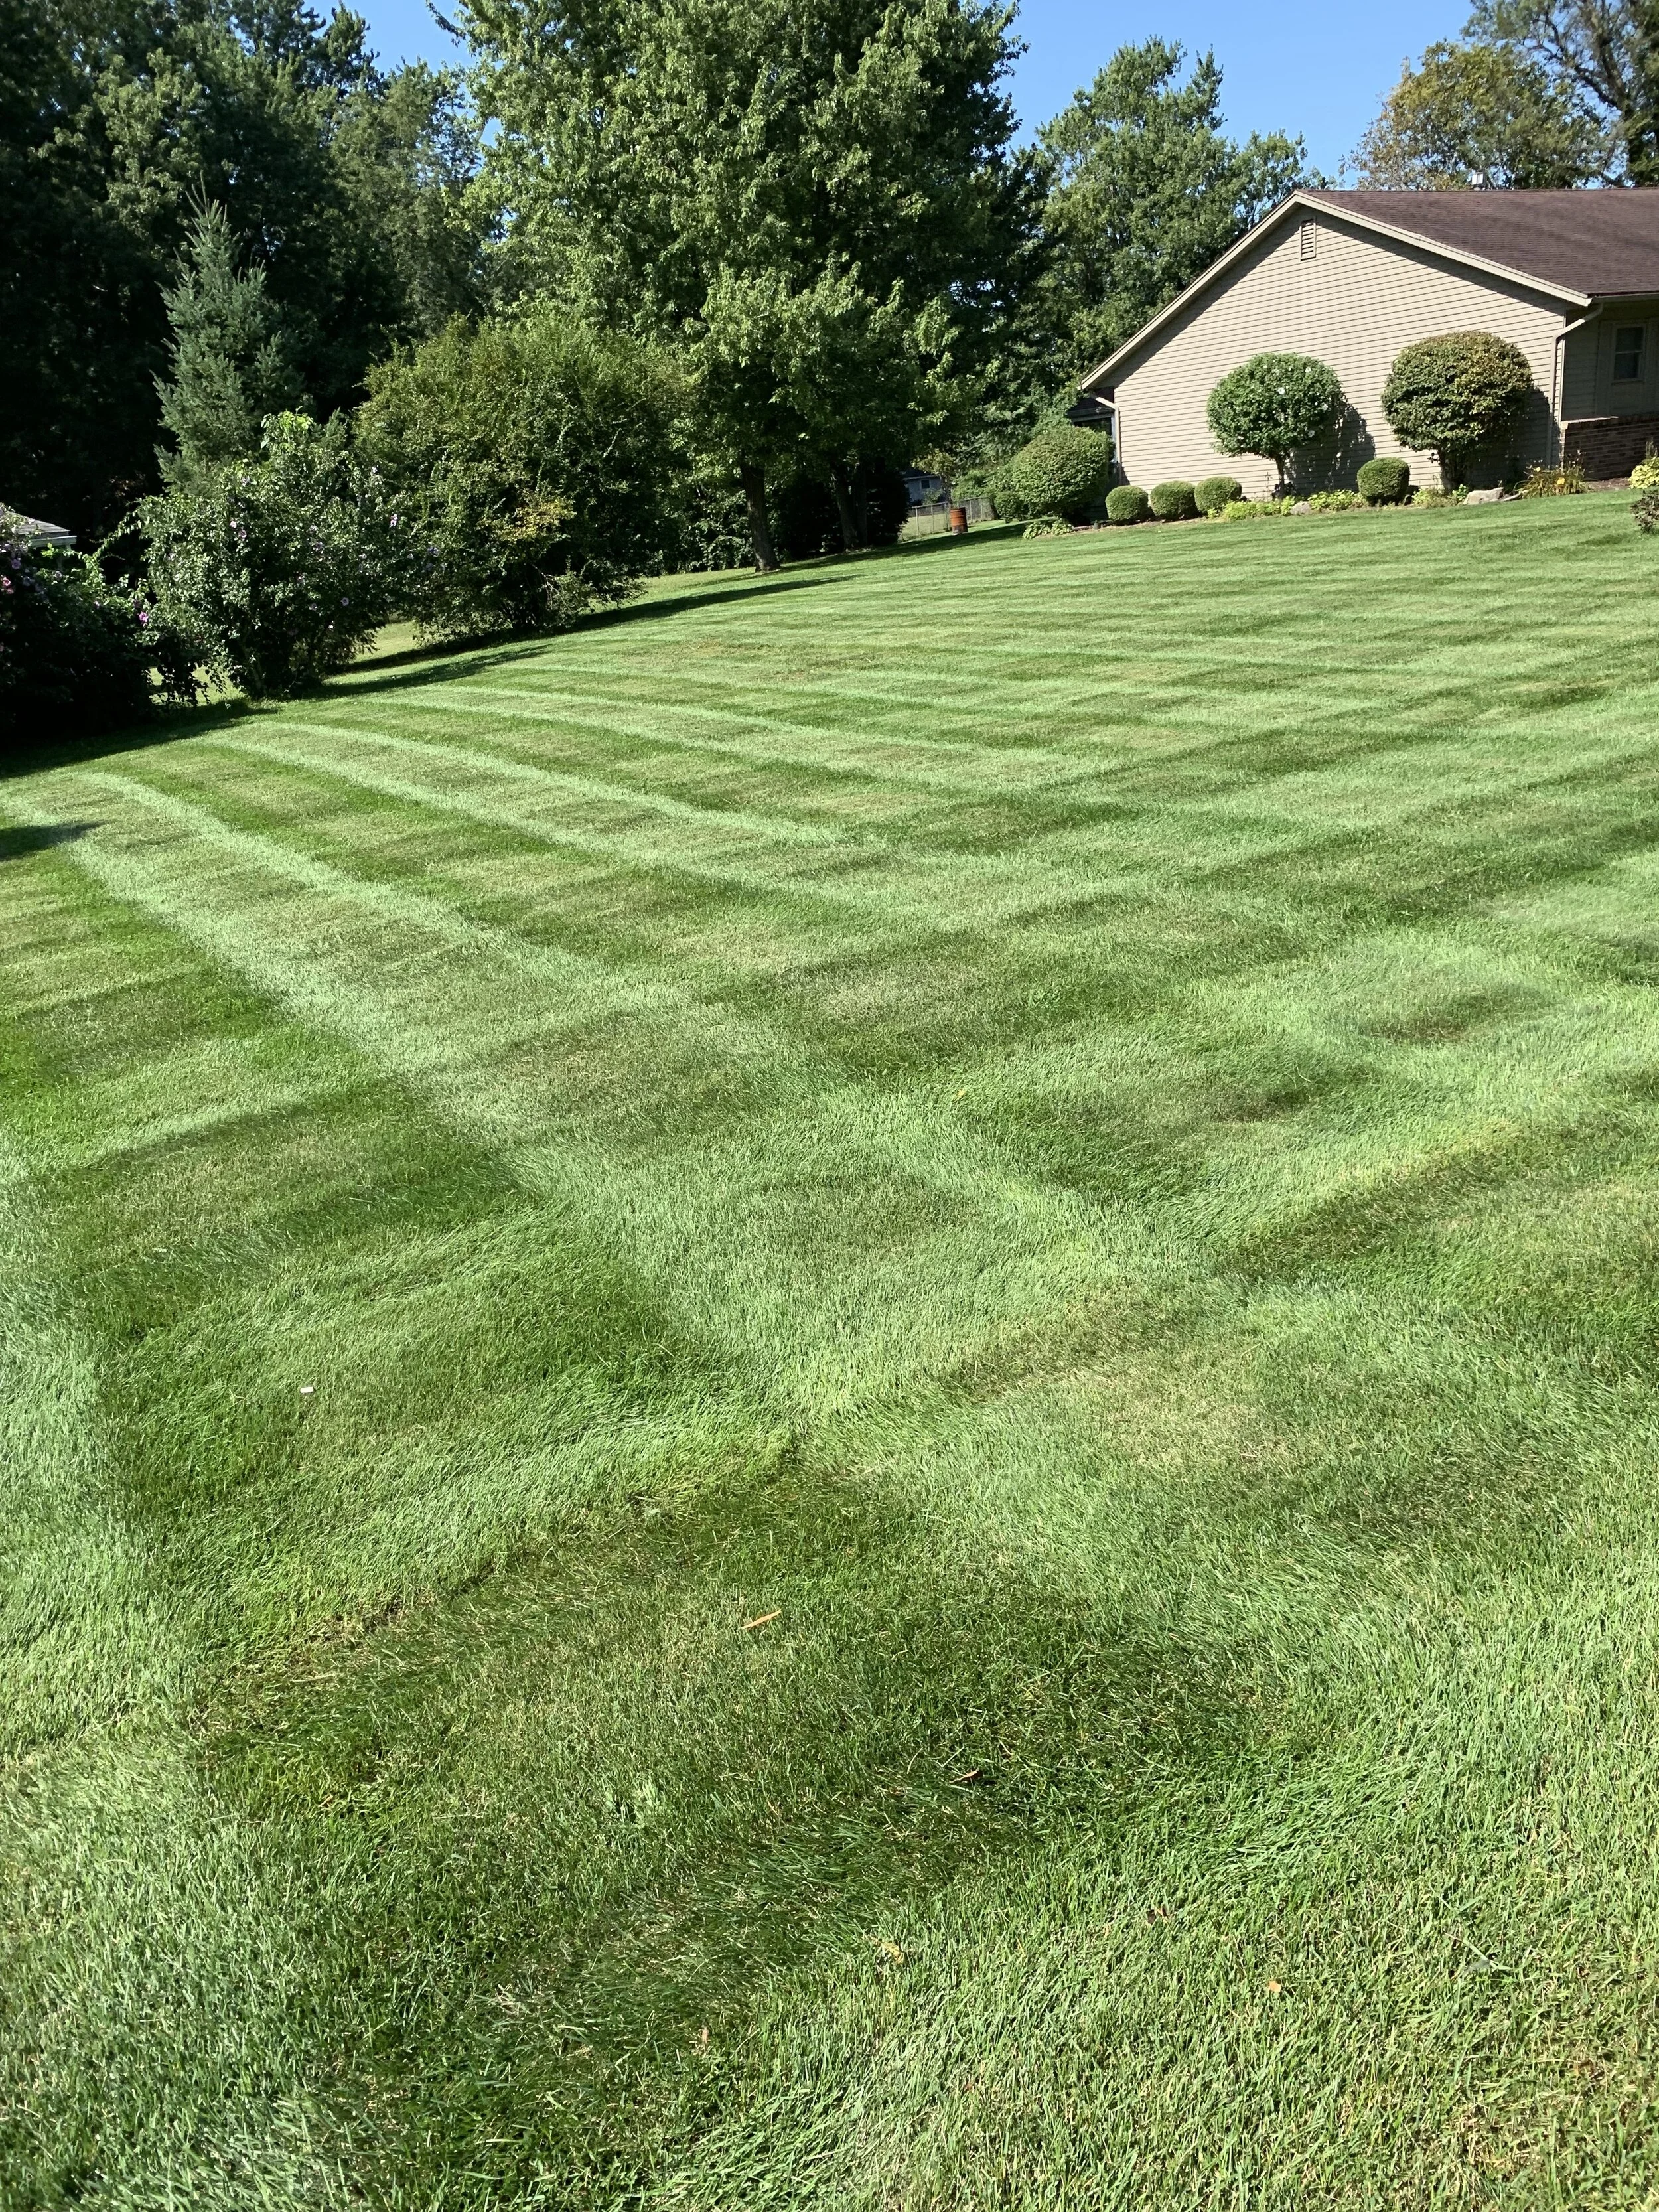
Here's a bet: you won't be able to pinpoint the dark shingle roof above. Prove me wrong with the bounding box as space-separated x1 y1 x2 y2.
1305 188 1659 300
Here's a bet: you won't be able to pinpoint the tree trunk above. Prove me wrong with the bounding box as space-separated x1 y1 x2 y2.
830 462 863 552
739 462 779 573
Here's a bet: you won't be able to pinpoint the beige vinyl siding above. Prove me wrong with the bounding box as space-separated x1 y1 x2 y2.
1561 302 1659 417
1105 210 1569 496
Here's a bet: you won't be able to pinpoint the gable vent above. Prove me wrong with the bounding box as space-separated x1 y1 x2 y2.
1299 220 1317 261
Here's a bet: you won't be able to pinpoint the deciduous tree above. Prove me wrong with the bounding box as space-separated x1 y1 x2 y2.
1381 331 1535 488
464 0 1041 567
358 306 685 638
1 0 485 534
1352 38 1605 186
1040 42 1309 377
1465 0 1659 181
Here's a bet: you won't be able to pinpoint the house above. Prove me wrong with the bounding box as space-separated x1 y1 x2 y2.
9 512 77 550
1079 188 1659 494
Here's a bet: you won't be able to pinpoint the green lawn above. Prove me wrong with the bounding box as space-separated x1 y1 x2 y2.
7 497 1659 2207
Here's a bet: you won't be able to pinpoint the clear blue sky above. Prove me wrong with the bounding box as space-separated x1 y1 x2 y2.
354 0 1469 179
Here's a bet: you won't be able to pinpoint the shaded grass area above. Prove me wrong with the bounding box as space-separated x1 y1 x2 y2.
7 500 1659 2203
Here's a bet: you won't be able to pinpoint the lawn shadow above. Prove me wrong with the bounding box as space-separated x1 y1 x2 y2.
329 573 849 703
0 821 102 860
191 1453 1276 2197
0 696 265 782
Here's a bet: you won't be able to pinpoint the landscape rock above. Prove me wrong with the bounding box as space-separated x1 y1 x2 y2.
1464 487 1507 504
1291 500 1313 515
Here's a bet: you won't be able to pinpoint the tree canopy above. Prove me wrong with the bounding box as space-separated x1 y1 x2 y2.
1381 331 1536 487
1 0 484 532
461 0 1043 565
1353 38 1605 186
155 202 300 488
1039 42 1309 378
1469 0 1659 181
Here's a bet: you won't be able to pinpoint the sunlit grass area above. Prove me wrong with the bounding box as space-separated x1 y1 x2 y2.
8 498 1659 2206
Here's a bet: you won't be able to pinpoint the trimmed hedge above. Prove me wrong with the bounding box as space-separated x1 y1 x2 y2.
1357 456 1411 505
1149 480 1197 521
1206 354 1345 484
999 425 1114 523
1381 331 1534 487
1195 475 1242 515
1106 484 1151 525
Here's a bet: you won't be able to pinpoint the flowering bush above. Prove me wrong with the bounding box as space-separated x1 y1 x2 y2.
0 509 196 743
1206 355 1345 489
141 412 411 700
1516 463 1585 498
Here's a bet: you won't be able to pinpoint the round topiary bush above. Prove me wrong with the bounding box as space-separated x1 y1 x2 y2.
1001 425 1114 522
1380 331 1534 488
1206 354 1345 490
1106 484 1151 524
1149 480 1197 521
1356 456 1411 505
1195 475 1242 516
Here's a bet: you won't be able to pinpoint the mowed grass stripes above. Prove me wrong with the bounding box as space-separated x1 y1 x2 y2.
6 502 1659 2207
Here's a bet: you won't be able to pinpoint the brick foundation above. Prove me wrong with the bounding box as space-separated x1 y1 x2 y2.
1562 413 1659 480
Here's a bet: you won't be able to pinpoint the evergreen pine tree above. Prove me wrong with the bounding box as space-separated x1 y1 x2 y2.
155 204 298 487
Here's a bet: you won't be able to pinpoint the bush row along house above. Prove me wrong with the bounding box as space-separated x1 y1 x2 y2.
1082 188 1659 494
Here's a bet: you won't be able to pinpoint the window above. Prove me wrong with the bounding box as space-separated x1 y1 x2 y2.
1299 220 1317 261
1614 325 1646 381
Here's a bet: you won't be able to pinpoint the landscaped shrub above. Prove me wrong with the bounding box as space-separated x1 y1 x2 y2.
358 307 685 639
1149 480 1197 521
1195 475 1242 515
141 411 408 700
1632 445 1659 494
998 425 1114 523
1516 463 1585 497
1636 485 1659 533
1105 485 1151 524
1206 355 1345 490
1381 332 1534 488
1306 490 1366 512
0 508 195 743
1356 456 1411 505
1410 484 1467 508
1220 497 1297 520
